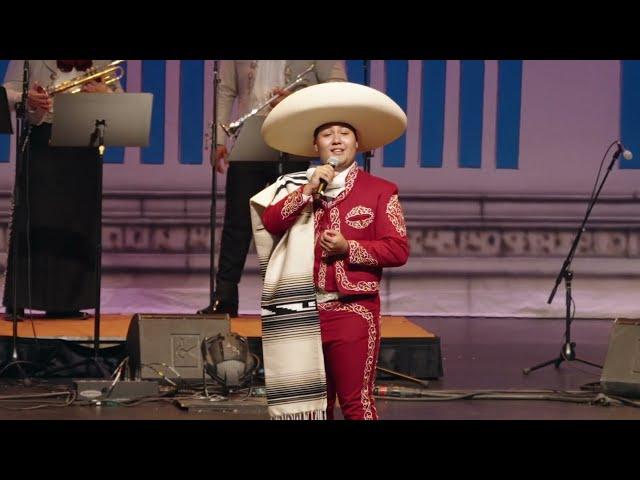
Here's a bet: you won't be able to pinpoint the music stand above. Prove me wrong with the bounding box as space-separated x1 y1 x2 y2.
45 93 152 377
228 116 281 163
228 115 310 165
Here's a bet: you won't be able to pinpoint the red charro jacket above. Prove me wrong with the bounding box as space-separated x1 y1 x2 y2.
262 166 410 298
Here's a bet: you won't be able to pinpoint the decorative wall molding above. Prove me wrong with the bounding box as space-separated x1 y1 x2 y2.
2 191 640 272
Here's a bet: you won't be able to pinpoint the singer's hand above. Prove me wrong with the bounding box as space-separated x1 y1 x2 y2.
27 83 52 112
212 144 229 174
303 164 336 196
319 229 348 256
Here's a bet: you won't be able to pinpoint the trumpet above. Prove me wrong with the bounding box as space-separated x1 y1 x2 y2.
220 62 316 138
44 60 125 96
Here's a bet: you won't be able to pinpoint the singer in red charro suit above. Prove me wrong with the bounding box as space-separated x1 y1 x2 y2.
252 82 409 420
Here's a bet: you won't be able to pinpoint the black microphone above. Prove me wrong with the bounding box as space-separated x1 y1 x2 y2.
615 141 633 161
373 385 429 398
317 157 338 195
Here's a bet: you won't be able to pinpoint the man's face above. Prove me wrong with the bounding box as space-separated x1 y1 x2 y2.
313 123 358 172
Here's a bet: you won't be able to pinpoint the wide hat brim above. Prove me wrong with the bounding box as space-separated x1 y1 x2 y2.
261 82 407 157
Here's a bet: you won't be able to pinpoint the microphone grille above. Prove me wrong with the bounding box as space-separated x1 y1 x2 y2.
327 157 338 168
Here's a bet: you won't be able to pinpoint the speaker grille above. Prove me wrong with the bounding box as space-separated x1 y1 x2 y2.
601 318 640 399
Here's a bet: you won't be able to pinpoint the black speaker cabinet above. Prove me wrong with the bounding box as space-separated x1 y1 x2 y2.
126 313 230 381
601 318 640 399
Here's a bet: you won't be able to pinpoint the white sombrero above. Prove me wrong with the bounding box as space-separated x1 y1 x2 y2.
261 82 407 157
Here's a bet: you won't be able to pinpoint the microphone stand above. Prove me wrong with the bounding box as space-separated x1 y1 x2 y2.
1 60 41 382
522 143 626 375
200 60 220 313
362 59 372 173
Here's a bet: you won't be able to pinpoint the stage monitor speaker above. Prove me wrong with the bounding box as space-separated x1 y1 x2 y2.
601 318 640 399
126 313 230 381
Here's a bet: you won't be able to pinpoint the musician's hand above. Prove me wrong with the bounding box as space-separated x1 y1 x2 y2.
320 229 348 256
27 82 52 112
303 164 336 196
269 87 292 109
212 144 229 174
81 80 111 93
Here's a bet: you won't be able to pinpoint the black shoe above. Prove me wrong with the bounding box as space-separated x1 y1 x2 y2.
197 299 238 317
44 310 90 319
3 307 24 321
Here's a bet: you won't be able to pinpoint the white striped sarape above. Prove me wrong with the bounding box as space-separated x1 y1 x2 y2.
250 171 327 420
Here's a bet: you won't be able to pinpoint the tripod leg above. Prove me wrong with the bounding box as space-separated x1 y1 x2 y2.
574 357 603 369
376 365 429 387
523 356 563 375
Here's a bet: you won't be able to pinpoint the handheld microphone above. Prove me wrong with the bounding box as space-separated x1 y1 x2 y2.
317 157 338 195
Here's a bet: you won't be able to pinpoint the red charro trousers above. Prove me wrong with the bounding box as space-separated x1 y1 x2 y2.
318 296 381 420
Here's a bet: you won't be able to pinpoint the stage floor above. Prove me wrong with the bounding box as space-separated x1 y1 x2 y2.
1 316 639 420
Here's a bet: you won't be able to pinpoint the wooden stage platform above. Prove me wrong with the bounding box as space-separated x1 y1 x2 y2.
0 313 443 379
0 313 435 340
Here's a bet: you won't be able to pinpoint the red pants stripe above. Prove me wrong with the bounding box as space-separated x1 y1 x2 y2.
318 296 381 420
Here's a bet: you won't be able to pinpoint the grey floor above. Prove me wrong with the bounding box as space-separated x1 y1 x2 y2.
375 316 640 420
